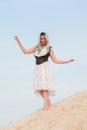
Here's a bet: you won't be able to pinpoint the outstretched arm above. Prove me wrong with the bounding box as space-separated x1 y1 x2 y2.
50 48 74 64
14 36 36 54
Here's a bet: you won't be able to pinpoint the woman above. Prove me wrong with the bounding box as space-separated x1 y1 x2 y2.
14 32 74 110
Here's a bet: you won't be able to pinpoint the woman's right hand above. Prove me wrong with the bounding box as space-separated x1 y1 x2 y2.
14 36 19 42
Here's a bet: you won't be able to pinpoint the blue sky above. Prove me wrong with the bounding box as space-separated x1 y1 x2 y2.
0 0 87 128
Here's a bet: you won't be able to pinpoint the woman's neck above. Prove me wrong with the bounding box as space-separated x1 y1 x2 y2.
40 44 47 48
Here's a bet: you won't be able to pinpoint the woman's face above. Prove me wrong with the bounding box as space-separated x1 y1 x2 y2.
40 35 46 46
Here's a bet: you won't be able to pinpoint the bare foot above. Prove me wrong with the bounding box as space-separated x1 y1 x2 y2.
43 105 49 110
48 101 53 106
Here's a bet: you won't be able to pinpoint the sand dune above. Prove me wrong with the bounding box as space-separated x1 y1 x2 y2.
1 90 87 130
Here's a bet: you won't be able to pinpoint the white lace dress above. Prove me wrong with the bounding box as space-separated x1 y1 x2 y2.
33 45 56 96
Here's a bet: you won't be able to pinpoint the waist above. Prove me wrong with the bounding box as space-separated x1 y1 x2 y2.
35 56 49 65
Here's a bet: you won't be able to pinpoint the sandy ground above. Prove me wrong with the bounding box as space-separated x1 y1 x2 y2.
1 90 87 130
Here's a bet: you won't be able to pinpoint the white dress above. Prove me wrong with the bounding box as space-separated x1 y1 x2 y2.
34 45 56 96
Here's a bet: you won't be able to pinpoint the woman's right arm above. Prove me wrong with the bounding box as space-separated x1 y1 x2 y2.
14 36 36 54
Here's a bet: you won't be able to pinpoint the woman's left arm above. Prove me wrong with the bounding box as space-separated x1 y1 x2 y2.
50 48 74 64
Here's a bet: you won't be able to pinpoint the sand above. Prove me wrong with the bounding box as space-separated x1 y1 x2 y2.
1 90 87 130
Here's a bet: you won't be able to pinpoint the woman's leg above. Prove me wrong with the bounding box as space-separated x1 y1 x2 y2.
39 90 43 97
39 90 52 108
48 98 53 107
41 90 49 110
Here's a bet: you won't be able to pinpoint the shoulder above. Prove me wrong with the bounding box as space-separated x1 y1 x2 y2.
49 46 52 52
49 46 55 55
35 44 40 50
29 45 37 53
32 45 37 50
49 46 52 49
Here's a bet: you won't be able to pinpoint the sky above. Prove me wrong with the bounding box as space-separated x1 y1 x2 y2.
0 0 87 128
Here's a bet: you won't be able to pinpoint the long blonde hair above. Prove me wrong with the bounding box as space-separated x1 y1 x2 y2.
38 32 49 46
35 32 50 54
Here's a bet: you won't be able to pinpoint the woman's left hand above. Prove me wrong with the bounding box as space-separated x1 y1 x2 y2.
67 59 74 63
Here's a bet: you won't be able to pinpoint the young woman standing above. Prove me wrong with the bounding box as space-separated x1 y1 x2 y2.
15 32 74 110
